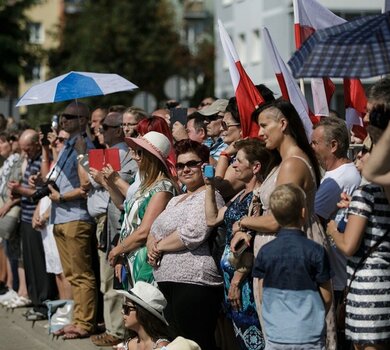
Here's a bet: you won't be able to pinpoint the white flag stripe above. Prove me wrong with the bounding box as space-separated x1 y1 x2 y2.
311 78 329 116
218 19 240 90
347 318 390 328
346 107 364 130
293 0 346 27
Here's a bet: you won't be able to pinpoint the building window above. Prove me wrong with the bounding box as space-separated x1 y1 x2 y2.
31 64 42 82
237 33 247 65
251 29 261 64
222 0 233 6
28 22 43 44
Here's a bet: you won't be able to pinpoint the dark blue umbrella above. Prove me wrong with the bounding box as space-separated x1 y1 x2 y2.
288 12 390 79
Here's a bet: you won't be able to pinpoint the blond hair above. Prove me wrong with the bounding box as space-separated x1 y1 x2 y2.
270 183 306 227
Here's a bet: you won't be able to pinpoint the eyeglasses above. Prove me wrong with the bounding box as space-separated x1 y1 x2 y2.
122 122 138 128
56 137 67 143
61 113 84 120
99 124 120 132
175 160 202 171
122 304 137 315
221 121 240 130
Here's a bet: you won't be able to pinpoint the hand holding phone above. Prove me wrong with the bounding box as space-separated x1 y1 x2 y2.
203 164 215 179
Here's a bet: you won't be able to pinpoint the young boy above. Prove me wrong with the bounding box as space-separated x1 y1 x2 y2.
253 183 333 350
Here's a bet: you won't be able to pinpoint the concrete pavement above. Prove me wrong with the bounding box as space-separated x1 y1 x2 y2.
0 305 103 350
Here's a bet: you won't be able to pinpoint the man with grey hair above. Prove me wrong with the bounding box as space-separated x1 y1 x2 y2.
7 129 56 318
311 116 361 348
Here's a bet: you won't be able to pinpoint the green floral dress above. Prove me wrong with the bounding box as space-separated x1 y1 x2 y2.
119 178 177 288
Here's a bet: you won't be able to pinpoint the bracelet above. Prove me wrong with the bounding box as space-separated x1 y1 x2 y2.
77 154 85 161
120 240 126 253
238 216 247 231
42 159 49 162
326 229 336 246
220 151 231 160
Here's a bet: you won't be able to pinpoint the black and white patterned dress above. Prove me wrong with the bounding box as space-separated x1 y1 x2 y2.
346 184 390 345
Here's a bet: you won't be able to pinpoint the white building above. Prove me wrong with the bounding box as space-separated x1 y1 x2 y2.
215 0 383 114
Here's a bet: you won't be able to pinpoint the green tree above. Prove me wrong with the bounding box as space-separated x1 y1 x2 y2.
47 0 190 108
0 0 41 97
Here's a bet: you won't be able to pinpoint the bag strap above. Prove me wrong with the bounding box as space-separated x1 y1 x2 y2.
344 229 390 300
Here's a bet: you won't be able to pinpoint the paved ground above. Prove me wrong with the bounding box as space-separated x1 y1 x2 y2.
0 305 102 350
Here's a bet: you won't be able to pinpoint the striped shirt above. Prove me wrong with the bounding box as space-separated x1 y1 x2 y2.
21 154 42 223
345 184 390 344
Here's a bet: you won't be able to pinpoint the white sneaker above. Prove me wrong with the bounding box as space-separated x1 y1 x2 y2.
8 296 32 308
0 289 18 305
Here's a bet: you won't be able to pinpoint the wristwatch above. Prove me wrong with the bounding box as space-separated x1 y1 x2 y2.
59 194 65 203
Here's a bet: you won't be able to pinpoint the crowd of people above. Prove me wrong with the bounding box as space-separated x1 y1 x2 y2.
0 77 389 350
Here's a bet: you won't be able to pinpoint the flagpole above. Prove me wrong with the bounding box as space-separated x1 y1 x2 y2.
299 78 305 95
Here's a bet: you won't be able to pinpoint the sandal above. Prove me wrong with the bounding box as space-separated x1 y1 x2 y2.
91 331 122 346
62 327 90 340
52 324 75 336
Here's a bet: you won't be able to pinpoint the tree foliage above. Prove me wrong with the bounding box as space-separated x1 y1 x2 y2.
47 0 191 106
0 0 41 96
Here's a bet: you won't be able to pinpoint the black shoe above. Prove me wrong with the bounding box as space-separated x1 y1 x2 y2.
0 282 8 295
26 310 47 321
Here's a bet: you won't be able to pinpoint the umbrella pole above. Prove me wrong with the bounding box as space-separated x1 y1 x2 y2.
299 78 305 96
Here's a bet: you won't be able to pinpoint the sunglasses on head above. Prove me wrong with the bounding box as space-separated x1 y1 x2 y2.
61 113 84 120
122 303 137 315
175 160 202 171
221 121 240 130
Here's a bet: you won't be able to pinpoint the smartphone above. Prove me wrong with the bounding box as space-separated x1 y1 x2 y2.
233 240 248 258
203 164 215 178
40 123 52 146
170 108 188 127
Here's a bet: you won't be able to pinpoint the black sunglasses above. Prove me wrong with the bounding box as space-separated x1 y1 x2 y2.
122 304 137 315
56 137 67 143
361 145 372 155
100 124 121 131
61 113 84 120
175 160 202 171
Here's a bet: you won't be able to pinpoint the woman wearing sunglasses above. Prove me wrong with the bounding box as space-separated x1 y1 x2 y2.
117 281 200 350
147 139 224 350
205 138 278 350
107 131 178 288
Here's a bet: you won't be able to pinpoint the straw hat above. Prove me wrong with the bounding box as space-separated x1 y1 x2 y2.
116 282 168 325
125 131 171 170
166 337 201 350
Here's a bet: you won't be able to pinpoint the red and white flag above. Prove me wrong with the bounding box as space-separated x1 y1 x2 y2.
293 0 367 130
293 0 341 117
218 20 264 138
263 26 313 140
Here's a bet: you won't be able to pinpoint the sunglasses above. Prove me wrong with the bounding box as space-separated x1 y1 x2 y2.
175 160 202 171
130 148 143 158
100 124 121 132
56 137 67 143
122 304 137 315
361 145 372 155
221 121 240 130
61 113 84 120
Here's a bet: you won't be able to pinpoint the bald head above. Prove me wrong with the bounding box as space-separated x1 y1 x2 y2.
104 112 123 127
19 129 40 159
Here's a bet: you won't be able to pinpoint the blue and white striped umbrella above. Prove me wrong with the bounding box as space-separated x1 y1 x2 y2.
16 71 138 107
